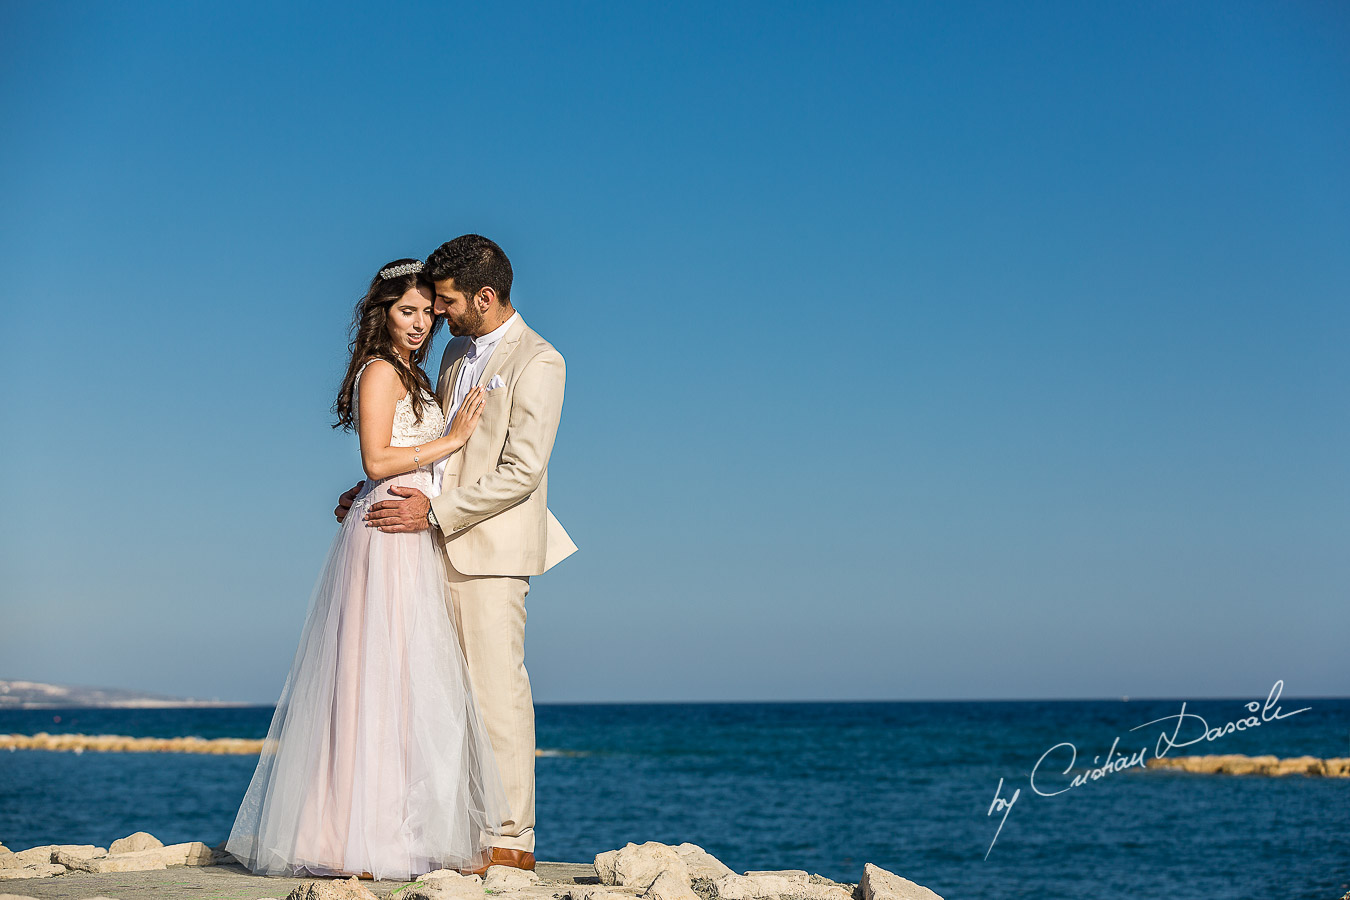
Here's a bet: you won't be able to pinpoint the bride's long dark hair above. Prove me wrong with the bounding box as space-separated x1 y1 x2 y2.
333 259 443 432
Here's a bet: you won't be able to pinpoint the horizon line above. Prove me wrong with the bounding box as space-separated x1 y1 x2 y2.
4 694 1346 711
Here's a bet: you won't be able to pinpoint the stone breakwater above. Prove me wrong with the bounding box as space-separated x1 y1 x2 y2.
0 836 945 900
0 733 264 755
1 733 555 757
1144 753 1350 777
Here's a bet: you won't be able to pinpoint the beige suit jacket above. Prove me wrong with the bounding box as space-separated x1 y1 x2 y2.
429 314 578 577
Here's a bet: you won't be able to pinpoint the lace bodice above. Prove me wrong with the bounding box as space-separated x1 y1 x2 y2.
353 359 446 447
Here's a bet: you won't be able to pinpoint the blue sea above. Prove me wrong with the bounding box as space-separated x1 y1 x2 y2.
1 697 1346 899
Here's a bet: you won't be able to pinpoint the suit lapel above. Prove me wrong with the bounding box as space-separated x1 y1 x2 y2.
439 337 470 414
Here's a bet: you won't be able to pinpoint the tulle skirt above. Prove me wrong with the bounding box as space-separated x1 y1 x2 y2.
225 469 507 881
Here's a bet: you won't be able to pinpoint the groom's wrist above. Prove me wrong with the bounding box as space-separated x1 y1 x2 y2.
426 505 440 530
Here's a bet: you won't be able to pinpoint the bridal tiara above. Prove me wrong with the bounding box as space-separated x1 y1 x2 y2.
379 261 424 280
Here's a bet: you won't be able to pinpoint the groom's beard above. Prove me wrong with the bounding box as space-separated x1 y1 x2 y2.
445 305 485 337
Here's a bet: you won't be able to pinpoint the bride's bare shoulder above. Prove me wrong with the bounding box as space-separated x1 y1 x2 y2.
356 358 404 402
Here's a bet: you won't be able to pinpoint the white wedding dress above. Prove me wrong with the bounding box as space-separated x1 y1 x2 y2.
226 361 507 880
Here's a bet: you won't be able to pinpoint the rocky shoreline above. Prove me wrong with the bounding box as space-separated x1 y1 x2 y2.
0 836 942 900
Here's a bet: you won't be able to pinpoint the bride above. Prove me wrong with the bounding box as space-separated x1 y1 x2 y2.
226 258 508 881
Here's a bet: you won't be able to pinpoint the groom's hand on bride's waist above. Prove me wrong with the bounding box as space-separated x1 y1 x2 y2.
334 481 364 523
365 486 432 533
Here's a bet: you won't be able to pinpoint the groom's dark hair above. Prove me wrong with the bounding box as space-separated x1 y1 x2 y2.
425 234 513 304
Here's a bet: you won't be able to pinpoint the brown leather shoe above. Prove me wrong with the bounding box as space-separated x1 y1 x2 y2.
462 847 536 876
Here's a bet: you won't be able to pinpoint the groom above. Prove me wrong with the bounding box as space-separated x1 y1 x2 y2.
335 234 577 872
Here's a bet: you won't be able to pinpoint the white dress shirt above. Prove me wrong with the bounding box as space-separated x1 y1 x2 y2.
432 311 519 495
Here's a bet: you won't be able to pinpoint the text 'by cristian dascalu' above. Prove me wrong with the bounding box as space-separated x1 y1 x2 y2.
982 679 1310 859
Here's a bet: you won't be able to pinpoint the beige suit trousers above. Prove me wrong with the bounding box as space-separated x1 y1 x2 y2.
443 554 535 853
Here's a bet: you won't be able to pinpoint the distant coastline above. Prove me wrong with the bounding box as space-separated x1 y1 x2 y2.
0 680 250 710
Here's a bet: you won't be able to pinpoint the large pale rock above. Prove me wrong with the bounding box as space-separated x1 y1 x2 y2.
673 845 734 880
646 869 702 900
860 863 942 900
422 869 482 886
54 848 105 868
284 877 379 900
0 864 66 879
163 841 217 866
595 849 621 885
744 872 809 883
403 870 487 900
0 849 19 869
2 848 46 868
802 884 854 900
109 832 163 854
0 893 42 900
483 865 541 891
63 849 169 874
611 842 691 891
8 844 102 867
712 874 851 900
713 875 791 900
422 869 479 882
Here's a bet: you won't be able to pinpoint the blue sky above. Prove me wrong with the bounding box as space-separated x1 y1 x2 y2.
1 1 1346 703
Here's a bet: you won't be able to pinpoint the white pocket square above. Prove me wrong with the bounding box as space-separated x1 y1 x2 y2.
485 375 506 391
